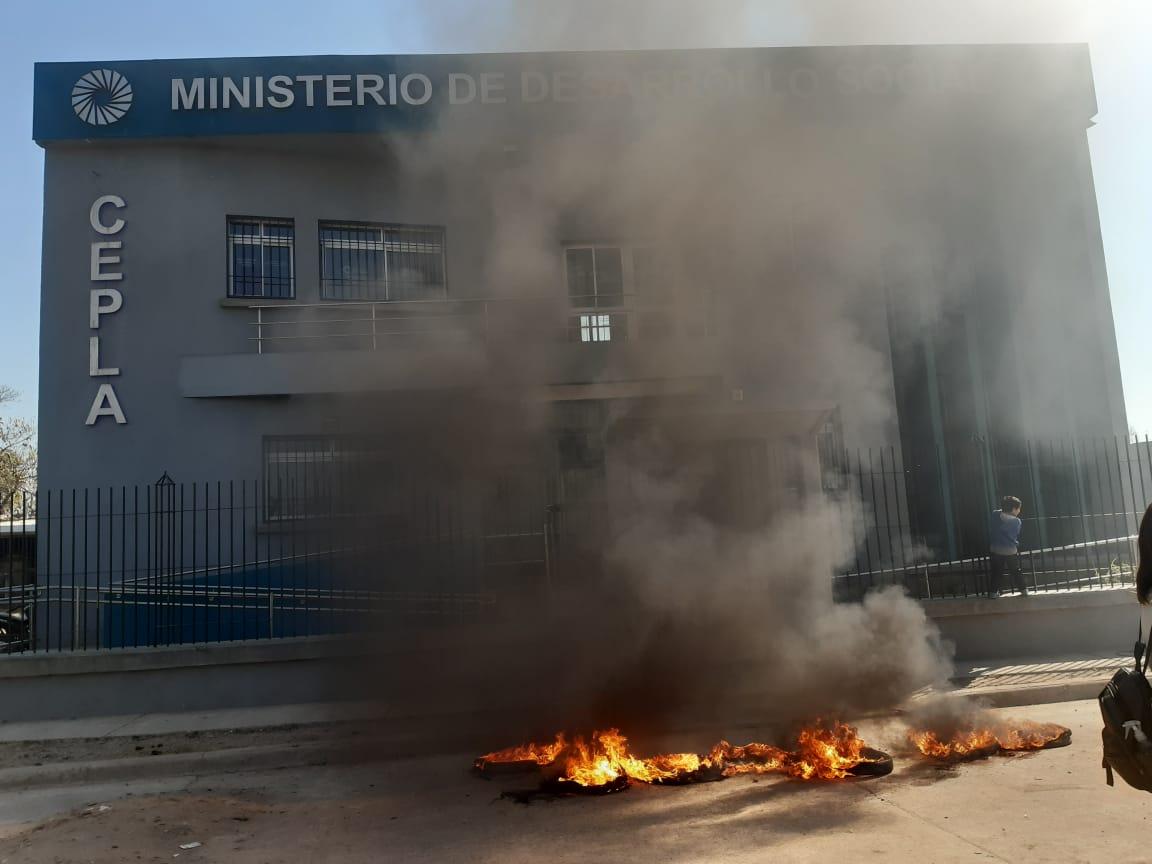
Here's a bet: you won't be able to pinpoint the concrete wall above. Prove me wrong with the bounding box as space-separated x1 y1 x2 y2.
925 587 1136 661
0 589 1136 724
0 637 366 722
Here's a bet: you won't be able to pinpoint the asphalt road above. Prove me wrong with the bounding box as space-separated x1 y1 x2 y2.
0 699 1146 863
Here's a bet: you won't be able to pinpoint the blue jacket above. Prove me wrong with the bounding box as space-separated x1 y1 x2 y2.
989 510 1022 555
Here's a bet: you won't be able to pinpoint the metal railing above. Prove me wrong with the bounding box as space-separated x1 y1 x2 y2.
833 435 1152 601
248 293 713 354
834 534 1138 601
1 477 556 653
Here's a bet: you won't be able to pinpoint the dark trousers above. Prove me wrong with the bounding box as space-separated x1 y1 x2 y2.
988 552 1026 596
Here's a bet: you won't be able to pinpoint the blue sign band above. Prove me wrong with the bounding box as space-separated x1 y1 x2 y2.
33 48 1093 143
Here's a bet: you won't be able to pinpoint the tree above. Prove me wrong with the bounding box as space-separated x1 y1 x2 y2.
0 387 36 517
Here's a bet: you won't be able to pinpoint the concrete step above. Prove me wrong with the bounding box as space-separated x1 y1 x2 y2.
939 653 1125 706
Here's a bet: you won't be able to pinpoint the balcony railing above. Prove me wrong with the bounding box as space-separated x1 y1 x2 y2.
248 294 713 354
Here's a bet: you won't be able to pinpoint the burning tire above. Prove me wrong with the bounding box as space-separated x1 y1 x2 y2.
1002 725 1071 751
541 775 631 796
846 747 894 778
909 721 1072 762
939 742 1001 763
646 765 726 786
477 720 896 798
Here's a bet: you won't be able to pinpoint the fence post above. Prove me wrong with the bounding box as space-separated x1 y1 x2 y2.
153 473 176 646
543 504 560 609
72 583 81 645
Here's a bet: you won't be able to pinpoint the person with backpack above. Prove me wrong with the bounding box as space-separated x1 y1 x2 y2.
1137 503 1152 606
988 495 1026 597
1100 502 1152 790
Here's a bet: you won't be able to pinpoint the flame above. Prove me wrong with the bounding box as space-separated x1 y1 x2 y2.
909 721 1070 761
560 729 715 785
715 722 883 780
996 721 1069 751
789 721 873 780
562 730 630 786
709 740 789 776
474 732 567 771
909 728 998 760
476 720 883 789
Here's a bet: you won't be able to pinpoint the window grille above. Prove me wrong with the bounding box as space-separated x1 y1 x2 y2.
262 436 421 522
262 436 340 521
816 410 849 493
227 217 295 299
319 222 446 301
580 313 613 343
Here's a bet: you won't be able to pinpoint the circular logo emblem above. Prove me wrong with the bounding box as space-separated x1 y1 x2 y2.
72 69 133 126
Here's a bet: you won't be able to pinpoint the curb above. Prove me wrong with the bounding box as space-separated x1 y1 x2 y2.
950 678 1107 708
0 636 373 680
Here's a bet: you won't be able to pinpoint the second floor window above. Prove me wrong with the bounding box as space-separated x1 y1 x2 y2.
320 222 447 301
564 245 676 343
227 217 295 299
565 247 625 309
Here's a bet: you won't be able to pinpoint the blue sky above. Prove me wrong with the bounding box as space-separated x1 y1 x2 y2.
0 0 1148 431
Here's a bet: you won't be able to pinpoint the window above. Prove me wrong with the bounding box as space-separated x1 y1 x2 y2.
565 247 624 309
554 401 609 503
263 436 340 520
227 217 295 299
575 313 626 343
319 223 446 301
565 245 678 343
816 411 849 493
263 436 425 522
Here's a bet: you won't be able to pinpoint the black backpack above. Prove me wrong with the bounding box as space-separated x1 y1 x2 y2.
1100 623 1152 790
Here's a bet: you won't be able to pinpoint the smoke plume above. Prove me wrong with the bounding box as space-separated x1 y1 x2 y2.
328 4 1119 743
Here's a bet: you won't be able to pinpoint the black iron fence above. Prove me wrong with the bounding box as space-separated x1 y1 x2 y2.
0 488 35 652
833 436 1150 601
5 434 1151 652
1 476 560 653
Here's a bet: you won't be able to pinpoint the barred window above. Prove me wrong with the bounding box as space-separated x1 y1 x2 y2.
227 217 295 299
578 313 609 343
263 436 340 521
319 222 446 301
816 411 848 493
261 436 436 523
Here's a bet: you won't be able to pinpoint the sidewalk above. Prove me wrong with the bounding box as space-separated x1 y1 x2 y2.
941 652 1124 706
0 653 1125 745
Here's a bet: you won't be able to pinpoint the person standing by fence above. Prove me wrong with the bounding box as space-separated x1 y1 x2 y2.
988 495 1027 597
